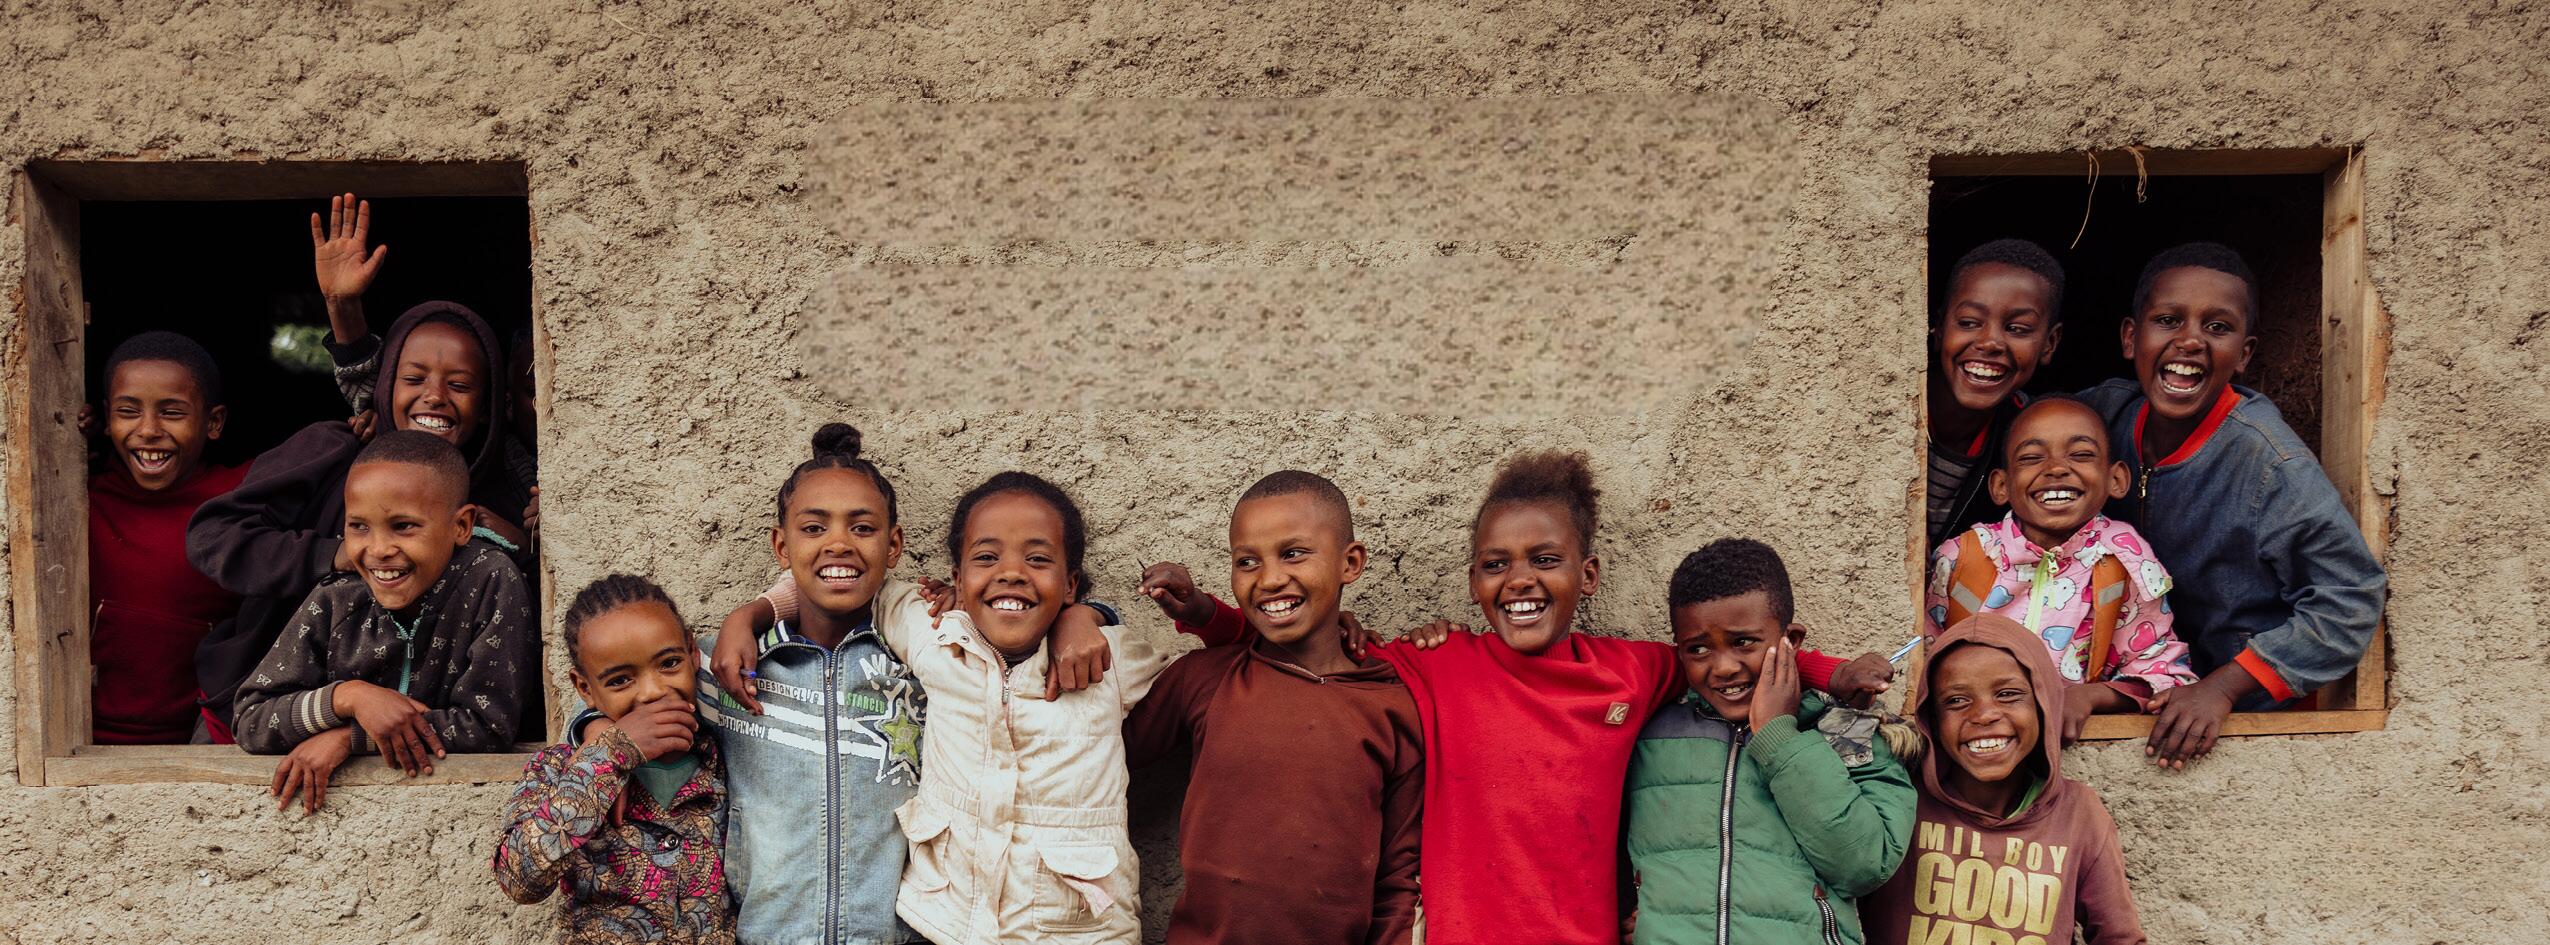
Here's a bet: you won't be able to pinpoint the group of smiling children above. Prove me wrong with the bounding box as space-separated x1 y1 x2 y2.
83 201 2385 945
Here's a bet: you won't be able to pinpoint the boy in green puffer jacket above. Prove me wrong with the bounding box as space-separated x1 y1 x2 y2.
1623 539 1920 945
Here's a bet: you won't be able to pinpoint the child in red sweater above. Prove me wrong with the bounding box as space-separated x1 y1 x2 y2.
86 332 248 744
1146 452 1892 944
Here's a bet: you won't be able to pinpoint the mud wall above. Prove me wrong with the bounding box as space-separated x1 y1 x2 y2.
3 1 2545 942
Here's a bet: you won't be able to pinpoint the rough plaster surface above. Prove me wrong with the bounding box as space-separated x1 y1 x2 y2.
3 2 2547 943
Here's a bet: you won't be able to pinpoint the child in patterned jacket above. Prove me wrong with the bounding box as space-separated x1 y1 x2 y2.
496 575 731 945
1924 396 2196 746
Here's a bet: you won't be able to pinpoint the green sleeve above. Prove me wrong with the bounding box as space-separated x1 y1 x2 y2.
1745 712 1918 898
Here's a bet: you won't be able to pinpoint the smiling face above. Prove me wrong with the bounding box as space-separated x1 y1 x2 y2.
1936 262 2061 419
2122 265 2255 427
342 461 473 612
955 490 1078 659
771 467 903 634
1670 589 1802 724
389 320 488 449
1228 493 1365 648
103 359 223 491
1469 500 1598 655
1989 400 2130 549
570 601 700 721
1928 643 2042 793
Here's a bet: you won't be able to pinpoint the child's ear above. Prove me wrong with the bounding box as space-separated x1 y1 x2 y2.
1339 540 1368 586
2104 461 2131 499
2117 316 2139 361
2234 333 2257 376
451 503 477 547
1783 623 1808 647
206 404 227 441
2040 321 2064 365
885 524 905 568
770 525 787 568
569 668 597 709
1579 553 1601 598
1987 468 2010 505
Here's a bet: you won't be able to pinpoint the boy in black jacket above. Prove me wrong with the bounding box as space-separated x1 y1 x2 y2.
234 431 535 812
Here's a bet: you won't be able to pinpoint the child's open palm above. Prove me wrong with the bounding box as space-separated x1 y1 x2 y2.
1751 638 1804 728
311 193 387 301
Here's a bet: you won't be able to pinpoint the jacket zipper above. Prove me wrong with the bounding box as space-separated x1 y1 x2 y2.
1716 727 1746 945
1814 885 1844 945
821 651 842 945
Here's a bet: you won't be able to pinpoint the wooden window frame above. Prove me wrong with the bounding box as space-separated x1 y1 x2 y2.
10 159 550 786
1918 147 2391 741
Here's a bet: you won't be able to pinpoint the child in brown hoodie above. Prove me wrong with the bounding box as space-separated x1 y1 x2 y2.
1859 614 2146 945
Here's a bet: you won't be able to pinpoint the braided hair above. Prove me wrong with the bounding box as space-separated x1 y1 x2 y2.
776 423 900 523
562 573 685 670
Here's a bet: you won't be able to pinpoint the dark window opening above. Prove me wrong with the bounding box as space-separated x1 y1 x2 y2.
1928 172 2324 453
80 196 534 468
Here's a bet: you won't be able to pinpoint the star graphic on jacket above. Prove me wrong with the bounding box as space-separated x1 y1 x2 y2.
883 712 922 765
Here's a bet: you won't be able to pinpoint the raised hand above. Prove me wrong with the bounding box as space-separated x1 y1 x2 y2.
1139 562 1216 627
1825 651 1895 709
311 193 385 345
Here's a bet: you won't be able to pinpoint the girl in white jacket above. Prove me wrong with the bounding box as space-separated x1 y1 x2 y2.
881 471 1173 945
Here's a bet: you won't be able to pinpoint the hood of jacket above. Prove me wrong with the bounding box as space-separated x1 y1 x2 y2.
1910 613 2068 828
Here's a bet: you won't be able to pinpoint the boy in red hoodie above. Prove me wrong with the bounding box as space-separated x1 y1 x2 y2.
1860 614 2146 945
87 332 249 744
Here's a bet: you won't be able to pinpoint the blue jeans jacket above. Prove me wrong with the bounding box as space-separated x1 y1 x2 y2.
2081 380 2387 709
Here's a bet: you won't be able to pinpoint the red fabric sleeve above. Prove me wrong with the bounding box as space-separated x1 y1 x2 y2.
1796 647 1844 692
2234 648 2297 702
1176 597 1253 647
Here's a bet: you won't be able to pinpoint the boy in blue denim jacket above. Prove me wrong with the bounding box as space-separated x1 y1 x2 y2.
2081 243 2386 770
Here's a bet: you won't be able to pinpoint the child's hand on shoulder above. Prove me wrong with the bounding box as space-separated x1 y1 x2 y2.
1397 618 1471 651
1046 603 1115 698
619 695 699 762
712 600 768 715
272 727 355 814
1140 562 1216 627
915 574 957 626
1826 651 1895 709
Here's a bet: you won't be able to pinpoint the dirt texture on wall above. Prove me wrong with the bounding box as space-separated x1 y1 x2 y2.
3 2 2546 943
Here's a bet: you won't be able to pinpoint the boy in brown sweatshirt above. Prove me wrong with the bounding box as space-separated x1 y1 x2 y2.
1123 471 1424 945
1859 614 2146 945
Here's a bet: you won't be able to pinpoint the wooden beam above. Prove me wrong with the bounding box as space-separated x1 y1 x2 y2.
27 160 526 201
45 744 537 787
11 169 92 786
2313 150 2392 712
1930 148 2350 179
2077 708 2388 742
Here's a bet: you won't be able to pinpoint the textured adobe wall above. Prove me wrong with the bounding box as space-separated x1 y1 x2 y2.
3 2 2546 943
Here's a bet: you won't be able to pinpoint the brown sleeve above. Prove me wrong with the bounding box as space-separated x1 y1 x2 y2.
1122 646 1216 769
1366 696 1426 945
2073 799 2148 945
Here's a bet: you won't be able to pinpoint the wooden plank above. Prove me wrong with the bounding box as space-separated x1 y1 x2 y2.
1930 148 2349 179
28 160 527 201
46 744 538 787
2313 150 2392 712
526 189 563 741
10 170 92 786
2076 708 2387 742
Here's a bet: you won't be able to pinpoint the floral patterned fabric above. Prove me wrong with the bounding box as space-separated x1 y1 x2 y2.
1924 514 2196 708
494 725 733 945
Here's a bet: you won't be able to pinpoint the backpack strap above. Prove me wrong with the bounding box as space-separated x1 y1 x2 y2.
1941 530 2000 629
2084 554 2130 681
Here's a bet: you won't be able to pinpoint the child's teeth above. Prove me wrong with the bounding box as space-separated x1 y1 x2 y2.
991 598 1028 611
1962 363 2005 380
1716 684 1750 697
1503 601 1545 614
1260 598 1300 615
1966 737 2010 752
414 415 452 430
818 565 858 580
368 569 405 581
2164 363 2201 376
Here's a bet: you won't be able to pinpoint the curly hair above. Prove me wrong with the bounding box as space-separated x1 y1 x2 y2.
562 573 685 671
1474 450 1599 551
1666 537 1794 624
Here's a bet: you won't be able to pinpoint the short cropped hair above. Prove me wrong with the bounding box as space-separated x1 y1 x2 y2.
2132 241 2259 326
562 574 685 672
1238 470 1354 540
104 331 224 404
1475 450 1600 551
353 429 472 508
1948 238 2066 321
2001 394 2116 468
1667 538 1796 625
